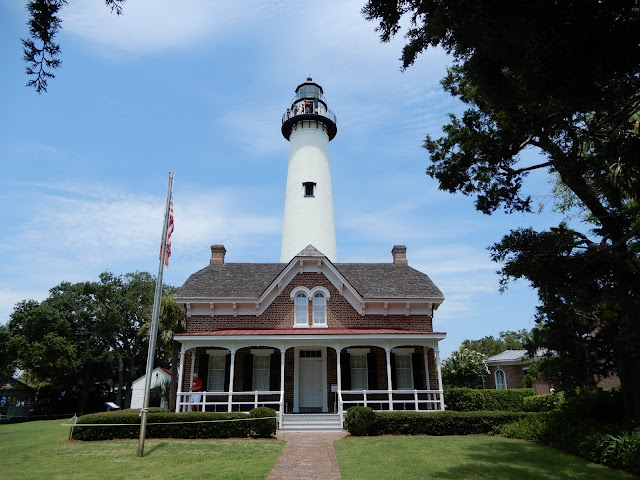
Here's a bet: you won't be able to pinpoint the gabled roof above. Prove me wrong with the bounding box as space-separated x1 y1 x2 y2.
0 376 34 393
175 262 443 300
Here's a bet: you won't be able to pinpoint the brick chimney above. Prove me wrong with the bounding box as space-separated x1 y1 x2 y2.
392 245 408 265
210 245 226 265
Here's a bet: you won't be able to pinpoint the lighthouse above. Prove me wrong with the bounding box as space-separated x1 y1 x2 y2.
280 78 338 262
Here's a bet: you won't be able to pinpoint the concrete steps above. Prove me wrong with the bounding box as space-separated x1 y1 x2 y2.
280 413 343 432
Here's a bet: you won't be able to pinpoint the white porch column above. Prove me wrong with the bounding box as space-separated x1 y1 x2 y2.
424 347 432 410
336 346 342 426
435 349 445 411
189 349 196 412
385 347 394 411
176 345 187 413
424 347 431 390
227 348 236 412
279 347 286 422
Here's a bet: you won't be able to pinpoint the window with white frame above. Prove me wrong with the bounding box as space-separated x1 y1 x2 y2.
252 350 273 391
313 292 326 325
495 369 507 390
207 352 227 392
294 292 308 326
348 349 369 389
394 351 414 390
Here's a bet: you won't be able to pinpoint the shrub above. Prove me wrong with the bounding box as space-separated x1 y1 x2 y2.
248 407 277 438
579 428 640 473
344 407 376 436
71 409 251 441
371 411 529 436
444 388 535 411
522 392 564 412
499 411 596 453
561 388 624 423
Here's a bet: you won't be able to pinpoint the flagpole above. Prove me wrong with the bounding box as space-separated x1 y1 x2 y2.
137 171 174 458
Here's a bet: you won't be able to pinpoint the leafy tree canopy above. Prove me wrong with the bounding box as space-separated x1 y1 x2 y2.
5 271 173 414
363 0 640 418
460 329 531 358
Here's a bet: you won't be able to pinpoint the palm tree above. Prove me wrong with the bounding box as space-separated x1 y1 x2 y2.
141 294 186 412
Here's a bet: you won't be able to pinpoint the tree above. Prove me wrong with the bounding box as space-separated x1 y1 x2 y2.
460 330 531 358
22 0 125 93
441 348 489 388
6 271 170 413
140 293 186 412
7 285 115 413
363 1 640 418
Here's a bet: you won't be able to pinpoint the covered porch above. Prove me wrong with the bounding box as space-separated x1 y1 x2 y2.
175 329 445 428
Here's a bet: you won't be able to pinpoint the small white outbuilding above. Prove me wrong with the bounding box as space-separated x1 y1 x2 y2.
130 367 171 409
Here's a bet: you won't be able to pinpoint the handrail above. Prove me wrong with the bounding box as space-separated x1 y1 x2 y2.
282 108 336 125
176 390 282 413
338 389 444 413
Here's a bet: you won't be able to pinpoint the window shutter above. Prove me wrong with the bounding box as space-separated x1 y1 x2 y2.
390 353 397 390
198 354 210 391
243 352 253 391
340 351 351 390
269 353 281 391
223 353 231 391
412 352 422 390
367 352 378 390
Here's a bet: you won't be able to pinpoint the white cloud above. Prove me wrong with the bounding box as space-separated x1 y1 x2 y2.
62 0 244 55
0 181 282 323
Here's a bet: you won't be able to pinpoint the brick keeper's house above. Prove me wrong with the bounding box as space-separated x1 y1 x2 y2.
173 79 447 431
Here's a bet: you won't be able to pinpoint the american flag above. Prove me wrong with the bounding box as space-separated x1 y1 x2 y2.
163 198 174 267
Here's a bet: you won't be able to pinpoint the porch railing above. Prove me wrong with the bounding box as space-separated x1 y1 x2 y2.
176 390 284 426
338 389 445 424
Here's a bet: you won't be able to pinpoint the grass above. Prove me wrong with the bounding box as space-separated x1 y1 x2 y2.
334 435 637 480
0 418 284 480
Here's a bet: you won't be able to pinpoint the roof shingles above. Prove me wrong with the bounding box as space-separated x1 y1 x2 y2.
176 261 443 301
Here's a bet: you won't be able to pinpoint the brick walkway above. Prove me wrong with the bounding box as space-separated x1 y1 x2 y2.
267 432 346 480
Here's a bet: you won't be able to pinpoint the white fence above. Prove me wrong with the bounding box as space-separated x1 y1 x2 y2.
339 389 445 413
176 390 283 414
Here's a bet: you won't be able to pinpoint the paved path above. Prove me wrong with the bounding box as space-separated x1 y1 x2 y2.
267 432 346 480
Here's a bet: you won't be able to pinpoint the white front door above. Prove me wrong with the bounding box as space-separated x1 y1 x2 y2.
299 357 323 411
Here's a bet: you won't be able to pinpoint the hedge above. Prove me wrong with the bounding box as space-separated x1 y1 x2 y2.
343 408 530 436
444 388 535 411
522 392 564 412
71 408 277 441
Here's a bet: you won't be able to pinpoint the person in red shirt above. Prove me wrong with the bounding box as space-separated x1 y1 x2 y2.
190 373 202 412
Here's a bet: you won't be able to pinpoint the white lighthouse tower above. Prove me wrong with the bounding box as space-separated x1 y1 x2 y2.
280 78 338 262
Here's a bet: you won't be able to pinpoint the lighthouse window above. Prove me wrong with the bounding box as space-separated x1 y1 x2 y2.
303 182 316 197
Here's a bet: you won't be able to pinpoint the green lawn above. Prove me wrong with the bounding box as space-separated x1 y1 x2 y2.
334 435 636 480
0 419 284 480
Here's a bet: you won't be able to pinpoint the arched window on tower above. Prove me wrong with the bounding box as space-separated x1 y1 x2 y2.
295 292 308 326
313 292 326 326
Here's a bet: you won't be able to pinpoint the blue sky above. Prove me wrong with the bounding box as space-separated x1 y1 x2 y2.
0 1 568 358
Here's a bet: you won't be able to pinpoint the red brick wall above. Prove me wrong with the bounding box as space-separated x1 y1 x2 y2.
487 364 526 389
186 272 433 332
